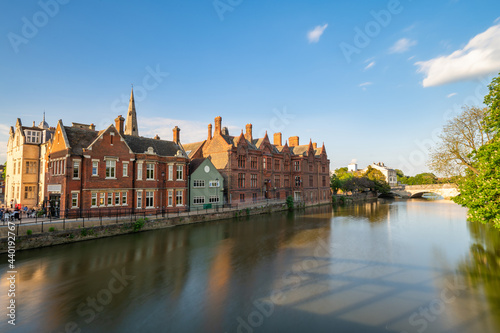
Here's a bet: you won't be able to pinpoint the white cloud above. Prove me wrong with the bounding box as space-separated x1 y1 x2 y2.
389 38 417 53
495 17 500 24
307 24 328 43
0 124 10 163
364 61 375 70
408 55 416 61
359 82 373 87
416 24 500 87
447 92 457 98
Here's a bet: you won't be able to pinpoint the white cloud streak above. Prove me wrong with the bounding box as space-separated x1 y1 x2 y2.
446 92 457 98
389 38 417 53
364 61 375 70
416 24 500 87
307 24 328 43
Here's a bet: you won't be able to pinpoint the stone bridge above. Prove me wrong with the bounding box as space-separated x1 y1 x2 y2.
387 184 460 200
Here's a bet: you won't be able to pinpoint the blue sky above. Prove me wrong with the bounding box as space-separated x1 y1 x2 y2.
1 0 500 176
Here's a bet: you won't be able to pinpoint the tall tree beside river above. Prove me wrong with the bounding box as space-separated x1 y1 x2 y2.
453 73 500 228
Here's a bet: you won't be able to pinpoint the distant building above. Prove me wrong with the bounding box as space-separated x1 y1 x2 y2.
0 164 5 204
348 160 358 172
363 162 397 187
5 115 53 208
188 158 224 209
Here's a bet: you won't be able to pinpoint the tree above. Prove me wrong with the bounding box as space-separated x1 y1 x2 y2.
1 162 5 180
363 166 390 194
330 174 342 194
453 73 500 228
404 173 438 185
428 106 491 176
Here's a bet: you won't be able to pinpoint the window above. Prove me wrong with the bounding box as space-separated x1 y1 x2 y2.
168 190 173 206
251 174 257 188
91 193 97 207
275 176 280 188
24 186 35 199
209 196 219 203
274 159 280 171
26 161 37 174
284 160 290 171
309 162 313 172
251 157 258 169
122 192 127 205
238 155 246 168
209 180 220 187
176 190 183 206
176 165 183 180
115 193 120 205
123 162 128 177
309 175 314 187
322 165 326 173
106 160 116 178
168 165 173 180
263 158 267 170
99 192 105 206
322 176 326 187
193 196 205 205
295 176 301 187
72 193 78 208
284 176 290 187
137 162 143 180
193 180 205 188
146 163 154 180
294 161 300 171
107 192 113 206
24 130 41 143
146 191 154 208
238 173 245 188
137 191 142 208
239 193 245 202
73 160 80 179
92 161 98 176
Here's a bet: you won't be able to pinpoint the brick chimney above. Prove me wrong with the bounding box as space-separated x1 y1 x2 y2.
313 142 317 149
115 115 125 135
245 124 253 142
289 136 299 147
173 126 180 144
214 116 222 136
274 133 282 146
208 124 212 140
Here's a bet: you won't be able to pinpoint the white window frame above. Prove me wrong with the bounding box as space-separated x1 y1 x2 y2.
176 190 183 206
91 193 97 207
122 191 127 205
146 191 154 208
193 196 205 205
193 180 205 188
137 191 143 208
168 190 173 207
123 162 128 177
115 192 120 206
209 180 220 188
146 163 155 180
105 160 116 179
107 192 113 206
73 160 80 179
92 160 99 176
209 196 219 203
176 165 183 180
71 192 79 208
137 162 143 180
168 165 173 180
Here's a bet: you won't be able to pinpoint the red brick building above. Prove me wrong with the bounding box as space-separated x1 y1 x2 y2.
183 116 330 204
44 90 189 217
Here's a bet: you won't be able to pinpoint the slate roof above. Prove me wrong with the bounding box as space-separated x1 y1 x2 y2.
183 141 205 158
123 135 182 156
189 158 205 174
64 126 99 155
289 145 311 156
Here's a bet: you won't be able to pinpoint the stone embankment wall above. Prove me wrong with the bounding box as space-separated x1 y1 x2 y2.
0 201 328 254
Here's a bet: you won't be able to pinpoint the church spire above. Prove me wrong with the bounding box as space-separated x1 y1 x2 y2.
124 87 139 136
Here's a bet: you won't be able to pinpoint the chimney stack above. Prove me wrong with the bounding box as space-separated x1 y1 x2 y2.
173 126 180 144
208 124 212 140
313 142 317 149
245 124 253 142
289 136 299 147
214 116 222 136
115 115 125 135
274 133 282 146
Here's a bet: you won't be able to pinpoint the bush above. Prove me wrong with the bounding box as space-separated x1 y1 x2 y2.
49 227 56 232
339 195 346 205
26 229 32 235
36 209 45 217
332 195 337 205
246 208 250 215
286 196 294 211
134 218 146 232
80 228 88 236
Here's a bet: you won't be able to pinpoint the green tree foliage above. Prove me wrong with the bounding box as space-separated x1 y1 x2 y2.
453 73 500 228
1 162 5 180
363 166 391 194
330 174 342 194
403 173 438 185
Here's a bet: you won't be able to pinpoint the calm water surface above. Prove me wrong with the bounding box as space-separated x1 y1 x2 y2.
1 199 500 333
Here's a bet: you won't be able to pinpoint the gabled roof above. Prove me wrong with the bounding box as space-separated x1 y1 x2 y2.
123 135 183 157
183 141 205 158
64 126 99 155
189 158 205 174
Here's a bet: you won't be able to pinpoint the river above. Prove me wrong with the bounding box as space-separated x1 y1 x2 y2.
1 199 500 333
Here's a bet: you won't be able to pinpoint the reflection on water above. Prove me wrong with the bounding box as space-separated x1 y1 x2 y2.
1 200 499 332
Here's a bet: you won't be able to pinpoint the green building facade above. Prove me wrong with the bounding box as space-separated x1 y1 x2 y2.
188 158 223 209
